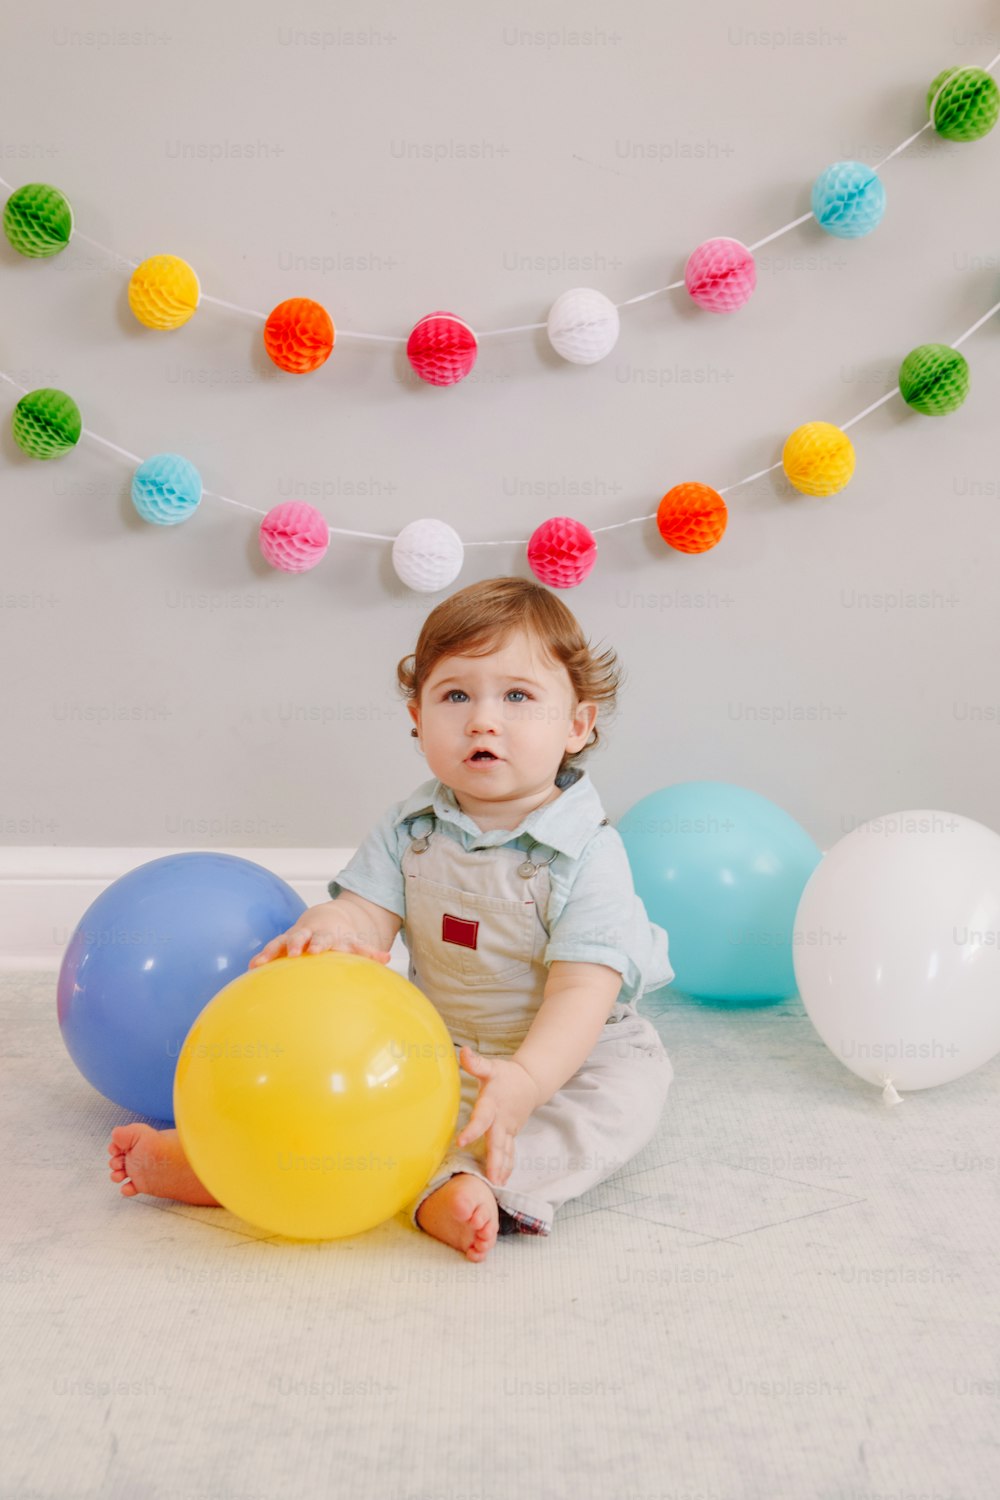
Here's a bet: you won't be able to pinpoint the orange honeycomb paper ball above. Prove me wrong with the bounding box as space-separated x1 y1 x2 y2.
263 298 335 373
656 483 728 553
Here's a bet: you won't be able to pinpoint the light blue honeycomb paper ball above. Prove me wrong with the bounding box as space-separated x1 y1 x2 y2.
131 453 203 525
811 161 886 239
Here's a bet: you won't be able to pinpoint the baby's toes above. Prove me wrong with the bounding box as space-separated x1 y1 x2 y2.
466 1227 497 1261
107 1154 132 1189
469 1202 492 1232
110 1124 142 1154
107 1123 148 1192
468 1203 498 1250
107 1128 129 1174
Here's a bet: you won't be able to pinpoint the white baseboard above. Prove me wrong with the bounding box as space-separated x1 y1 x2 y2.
0 846 409 972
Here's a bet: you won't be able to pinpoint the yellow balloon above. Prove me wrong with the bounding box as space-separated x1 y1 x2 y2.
782 420 856 496
174 952 460 1240
128 254 201 330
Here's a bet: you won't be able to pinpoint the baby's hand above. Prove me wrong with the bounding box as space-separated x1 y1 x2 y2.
455 1048 540 1186
249 923 391 970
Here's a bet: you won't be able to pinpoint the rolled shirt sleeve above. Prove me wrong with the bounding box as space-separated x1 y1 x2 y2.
543 826 674 1005
327 800 407 921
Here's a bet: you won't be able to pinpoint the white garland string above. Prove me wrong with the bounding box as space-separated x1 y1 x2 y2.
2 49 997 344
3 296 996 545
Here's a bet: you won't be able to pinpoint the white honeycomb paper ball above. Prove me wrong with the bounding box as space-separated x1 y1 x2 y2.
546 287 620 364
392 518 465 592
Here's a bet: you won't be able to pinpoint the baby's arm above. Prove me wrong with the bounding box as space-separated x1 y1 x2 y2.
455 962 622 1183
512 960 622 1106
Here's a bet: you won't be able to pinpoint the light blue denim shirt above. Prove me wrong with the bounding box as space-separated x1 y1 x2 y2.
328 765 674 1006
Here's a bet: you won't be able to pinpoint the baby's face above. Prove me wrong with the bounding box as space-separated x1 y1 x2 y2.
409 630 596 805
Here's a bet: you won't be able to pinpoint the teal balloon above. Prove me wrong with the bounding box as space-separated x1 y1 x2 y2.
617 781 822 1004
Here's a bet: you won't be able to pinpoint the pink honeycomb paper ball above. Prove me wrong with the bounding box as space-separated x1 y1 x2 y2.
526 516 597 589
406 311 478 386
259 501 330 573
684 237 756 313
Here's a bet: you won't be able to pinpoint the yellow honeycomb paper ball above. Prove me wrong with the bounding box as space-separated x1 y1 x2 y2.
782 421 856 497
128 254 201 330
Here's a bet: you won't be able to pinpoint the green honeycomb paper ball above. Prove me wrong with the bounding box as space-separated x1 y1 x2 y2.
3 183 74 258
898 344 970 416
927 67 1000 142
11 388 82 459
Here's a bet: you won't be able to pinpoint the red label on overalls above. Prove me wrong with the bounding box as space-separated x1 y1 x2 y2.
442 913 479 949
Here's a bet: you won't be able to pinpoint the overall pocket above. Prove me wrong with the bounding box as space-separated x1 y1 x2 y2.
404 869 540 988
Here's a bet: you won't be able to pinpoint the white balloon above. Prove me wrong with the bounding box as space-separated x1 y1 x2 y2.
793 810 1000 1097
392 518 464 593
547 287 620 365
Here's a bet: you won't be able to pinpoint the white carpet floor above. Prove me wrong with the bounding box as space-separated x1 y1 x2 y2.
3 964 998 1500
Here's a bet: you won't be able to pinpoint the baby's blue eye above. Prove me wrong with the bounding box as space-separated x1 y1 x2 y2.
442 688 530 703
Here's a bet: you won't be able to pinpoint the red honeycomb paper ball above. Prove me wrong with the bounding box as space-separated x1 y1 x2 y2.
264 298 335 373
406 311 478 386
526 516 597 588
656 483 728 553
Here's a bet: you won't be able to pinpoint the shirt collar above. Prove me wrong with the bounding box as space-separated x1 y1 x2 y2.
393 765 608 859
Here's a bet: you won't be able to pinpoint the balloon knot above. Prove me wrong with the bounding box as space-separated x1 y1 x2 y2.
878 1073 903 1107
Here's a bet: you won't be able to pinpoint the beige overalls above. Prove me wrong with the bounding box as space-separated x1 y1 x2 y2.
398 814 674 1236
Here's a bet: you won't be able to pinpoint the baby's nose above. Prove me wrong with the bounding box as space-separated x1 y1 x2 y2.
466 706 501 733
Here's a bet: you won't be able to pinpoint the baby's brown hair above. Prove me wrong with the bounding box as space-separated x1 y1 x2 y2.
397 576 622 777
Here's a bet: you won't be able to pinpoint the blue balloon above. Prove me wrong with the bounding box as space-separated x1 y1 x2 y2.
57 852 306 1122
617 782 822 1004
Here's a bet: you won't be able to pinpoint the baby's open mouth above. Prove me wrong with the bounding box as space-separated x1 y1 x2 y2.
468 749 499 761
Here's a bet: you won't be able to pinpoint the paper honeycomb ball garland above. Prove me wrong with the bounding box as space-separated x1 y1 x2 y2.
527 516 597 589
811 162 886 239
898 343 969 415
546 288 620 364
259 501 330 573
128 255 201 330
406 312 478 386
5 56 998 583
3 183 73 258
131 454 204 525
685 238 756 313
264 298 335 374
783 421 856 496
928 67 1000 142
392 519 465 592
12 388 82 459
656 483 728 553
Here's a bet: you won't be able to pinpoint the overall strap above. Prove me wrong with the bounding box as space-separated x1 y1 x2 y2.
402 811 436 852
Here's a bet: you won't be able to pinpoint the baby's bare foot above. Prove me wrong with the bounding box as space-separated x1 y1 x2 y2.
107 1124 221 1206
416 1172 500 1261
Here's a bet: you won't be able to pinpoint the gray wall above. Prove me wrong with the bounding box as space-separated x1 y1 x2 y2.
3 0 998 852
